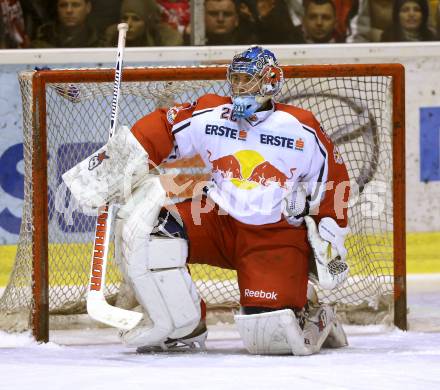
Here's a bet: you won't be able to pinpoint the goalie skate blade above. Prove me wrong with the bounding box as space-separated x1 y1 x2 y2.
87 293 143 330
136 331 208 354
136 323 208 354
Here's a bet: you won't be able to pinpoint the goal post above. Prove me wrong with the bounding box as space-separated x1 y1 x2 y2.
1 64 405 342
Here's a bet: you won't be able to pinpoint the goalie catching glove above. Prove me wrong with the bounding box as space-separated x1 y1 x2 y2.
283 183 349 290
305 216 349 290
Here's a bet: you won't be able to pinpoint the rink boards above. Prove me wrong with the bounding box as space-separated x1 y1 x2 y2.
1 231 440 288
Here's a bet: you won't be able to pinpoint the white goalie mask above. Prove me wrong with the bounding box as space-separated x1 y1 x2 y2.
227 45 284 119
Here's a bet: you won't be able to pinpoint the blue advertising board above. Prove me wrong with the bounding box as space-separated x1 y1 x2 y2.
420 107 440 181
0 142 102 242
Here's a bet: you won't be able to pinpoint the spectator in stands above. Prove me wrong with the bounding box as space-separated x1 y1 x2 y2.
157 0 191 42
366 0 393 42
436 0 440 37
20 0 52 43
0 12 4 48
32 0 101 47
231 0 261 43
285 0 364 42
418 0 438 38
253 0 302 43
205 0 257 45
332 0 360 41
297 0 344 43
88 0 122 38
380 0 436 41
105 0 183 46
0 0 30 48
344 0 370 42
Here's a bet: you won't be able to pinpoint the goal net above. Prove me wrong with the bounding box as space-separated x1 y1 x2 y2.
0 65 406 340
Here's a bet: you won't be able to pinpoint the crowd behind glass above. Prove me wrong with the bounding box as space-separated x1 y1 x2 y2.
1 0 439 49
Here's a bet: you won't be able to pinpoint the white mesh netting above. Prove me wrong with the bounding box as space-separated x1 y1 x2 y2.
0 67 397 332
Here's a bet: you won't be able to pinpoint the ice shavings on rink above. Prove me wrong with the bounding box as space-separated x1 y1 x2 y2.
1 325 439 390
0 274 439 390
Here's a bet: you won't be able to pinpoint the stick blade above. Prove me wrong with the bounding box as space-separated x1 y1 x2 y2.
87 291 142 330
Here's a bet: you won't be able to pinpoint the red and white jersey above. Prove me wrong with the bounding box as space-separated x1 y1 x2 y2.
131 94 349 226
156 0 190 33
0 0 30 48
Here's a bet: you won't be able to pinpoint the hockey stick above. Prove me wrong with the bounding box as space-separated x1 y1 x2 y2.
86 23 143 330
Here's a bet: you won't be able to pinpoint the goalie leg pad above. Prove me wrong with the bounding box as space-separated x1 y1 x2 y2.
120 257 201 347
114 176 166 280
235 309 310 355
115 178 201 347
62 125 150 210
234 306 337 356
322 317 348 348
301 304 336 354
306 281 348 349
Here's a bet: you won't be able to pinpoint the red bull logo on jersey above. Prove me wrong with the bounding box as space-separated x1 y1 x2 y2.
208 149 296 190
208 150 242 180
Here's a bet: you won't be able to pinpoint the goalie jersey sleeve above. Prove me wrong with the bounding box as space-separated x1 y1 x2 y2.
130 94 229 167
130 107 176 167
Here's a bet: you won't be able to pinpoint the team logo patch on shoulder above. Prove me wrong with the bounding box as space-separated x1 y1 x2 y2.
333 147 344 164
167 102 194 124
166 105 182 125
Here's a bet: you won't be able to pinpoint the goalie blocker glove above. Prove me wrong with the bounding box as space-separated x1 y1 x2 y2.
62 125 150 210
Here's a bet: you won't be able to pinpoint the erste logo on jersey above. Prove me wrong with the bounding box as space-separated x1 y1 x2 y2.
260 133 299 150
295 138 304 151
206 123 305 151
205 124 247 141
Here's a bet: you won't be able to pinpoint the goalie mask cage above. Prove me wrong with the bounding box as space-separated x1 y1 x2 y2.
0 64 405 342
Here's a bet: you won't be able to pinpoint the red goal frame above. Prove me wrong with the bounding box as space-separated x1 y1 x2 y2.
30 64 406 342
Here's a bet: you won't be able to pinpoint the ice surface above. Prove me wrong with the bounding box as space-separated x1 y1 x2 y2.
1 274 439 390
